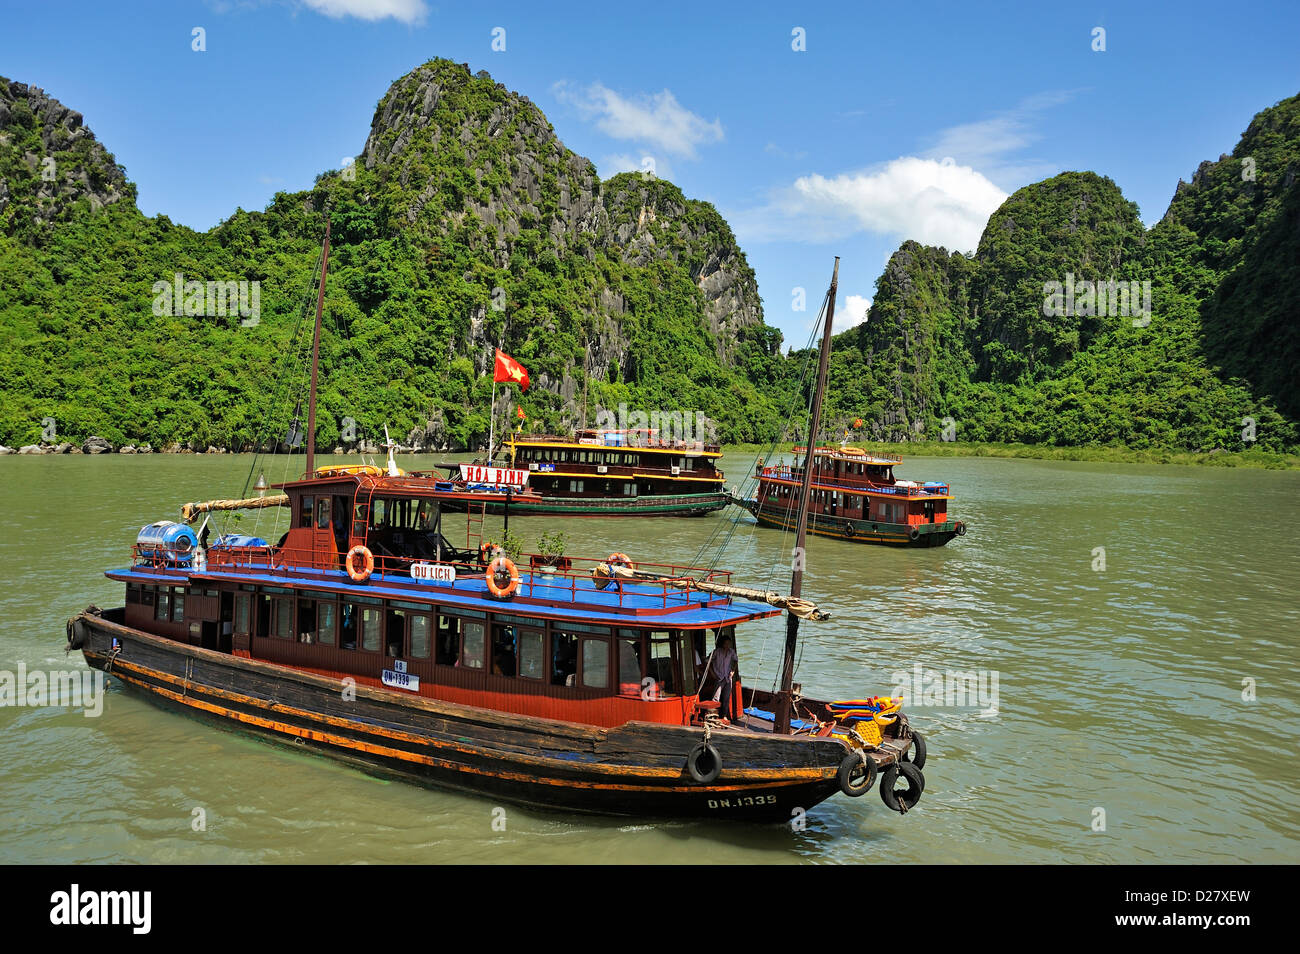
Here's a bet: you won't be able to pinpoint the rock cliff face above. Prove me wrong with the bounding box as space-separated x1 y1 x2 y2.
358 60 764 367
0 77 133 231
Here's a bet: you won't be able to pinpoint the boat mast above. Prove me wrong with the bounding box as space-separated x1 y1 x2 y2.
305 217 331 476
774 256 839 735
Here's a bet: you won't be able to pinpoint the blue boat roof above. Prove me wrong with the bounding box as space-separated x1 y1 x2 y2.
108 565 781 629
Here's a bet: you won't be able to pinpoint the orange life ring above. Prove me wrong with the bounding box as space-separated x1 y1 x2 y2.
594 552 634 591
485 556 520 598
479 541 502 565
346 545 374 582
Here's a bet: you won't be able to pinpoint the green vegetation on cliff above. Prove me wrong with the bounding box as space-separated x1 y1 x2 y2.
0 66 1296 457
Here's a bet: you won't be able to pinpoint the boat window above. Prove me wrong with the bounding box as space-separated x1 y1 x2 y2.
410 615 431 659
491 622 518 676
518 631 543 680
126 583 141 604
551 632 578 686
316 497 330 530
296 600 317 643
156 588 171 621
436 615 461 664
273 598 292 639
315 602 336 646
617 636 644 696
361 607 382 652
234 594 250 635
341 603 358 649
171 588 186 622
647 632 683 697
582 638 609 689
461 622 486 669
299 495 313 528
386 608 406 657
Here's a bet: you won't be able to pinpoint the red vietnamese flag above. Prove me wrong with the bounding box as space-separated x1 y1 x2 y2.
516 406 526 420
494 349 530 390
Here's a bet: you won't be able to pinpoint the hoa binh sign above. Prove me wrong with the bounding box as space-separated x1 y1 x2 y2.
460 465 529 488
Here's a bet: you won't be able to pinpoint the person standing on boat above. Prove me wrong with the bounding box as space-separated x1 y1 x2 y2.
710 633 738 722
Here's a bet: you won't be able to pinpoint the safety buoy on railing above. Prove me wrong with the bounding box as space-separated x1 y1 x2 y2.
346 545 375 582
478 541 502 565
485 556 520 598
594 553 634 591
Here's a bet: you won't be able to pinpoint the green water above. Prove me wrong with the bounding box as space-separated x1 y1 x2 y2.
1 452 1296 863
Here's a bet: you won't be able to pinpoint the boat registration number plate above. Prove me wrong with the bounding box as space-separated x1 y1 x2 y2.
412 563 456 583
382 668 420 692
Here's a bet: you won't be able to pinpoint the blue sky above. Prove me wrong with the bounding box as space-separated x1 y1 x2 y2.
3 0 1297 350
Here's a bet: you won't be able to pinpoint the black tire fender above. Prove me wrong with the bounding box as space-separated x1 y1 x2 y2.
686 741 722 784
880 762 924 813
66 617 88 651
844 522 855 539
908 527 920 542
837 749 877 797
955 522 967 536
901 729 927 770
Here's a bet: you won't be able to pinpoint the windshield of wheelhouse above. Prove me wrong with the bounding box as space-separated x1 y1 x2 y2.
364 495 449 564
615 629 698 700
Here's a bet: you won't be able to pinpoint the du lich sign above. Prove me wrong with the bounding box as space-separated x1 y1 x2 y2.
460 464 529 488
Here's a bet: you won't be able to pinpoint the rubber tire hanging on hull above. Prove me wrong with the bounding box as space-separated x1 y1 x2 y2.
837 750 877 796
901 730 927 770
879 762 925 813
686 742 722 784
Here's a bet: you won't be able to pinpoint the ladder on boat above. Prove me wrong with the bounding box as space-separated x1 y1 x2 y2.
465 501 486 551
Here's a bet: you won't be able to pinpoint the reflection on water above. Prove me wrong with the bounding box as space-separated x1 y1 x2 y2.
1 453 1296 863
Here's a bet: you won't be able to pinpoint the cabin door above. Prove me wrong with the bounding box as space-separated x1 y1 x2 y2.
310 496 344 568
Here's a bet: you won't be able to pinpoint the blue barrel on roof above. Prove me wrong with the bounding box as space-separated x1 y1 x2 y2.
136 521 199 566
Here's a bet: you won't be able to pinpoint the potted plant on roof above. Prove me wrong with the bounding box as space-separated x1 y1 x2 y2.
536 529 569 576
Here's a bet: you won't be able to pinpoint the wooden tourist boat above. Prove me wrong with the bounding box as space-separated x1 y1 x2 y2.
733 446 968 547
485 429 729 517
67 234 926 821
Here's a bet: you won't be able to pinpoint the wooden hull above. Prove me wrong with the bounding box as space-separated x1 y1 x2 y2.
452 492 729 517
750 504 961 547
73 611 859 821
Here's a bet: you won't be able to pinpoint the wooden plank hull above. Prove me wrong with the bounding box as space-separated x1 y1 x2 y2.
751 505 961 547
75 612 854 821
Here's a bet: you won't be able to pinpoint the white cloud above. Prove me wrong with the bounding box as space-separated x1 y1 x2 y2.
922 90 1075 189
299 0 427 24
732 156 1007 253
730 92 1075 252
840 294 871 329
553 82 723 159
